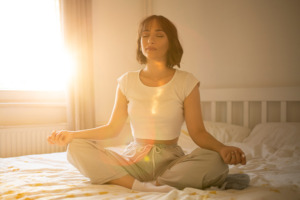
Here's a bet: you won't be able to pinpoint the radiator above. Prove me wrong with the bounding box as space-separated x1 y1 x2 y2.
0 123 68 158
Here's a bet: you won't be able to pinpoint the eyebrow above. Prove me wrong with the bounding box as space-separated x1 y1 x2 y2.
142 29 164 32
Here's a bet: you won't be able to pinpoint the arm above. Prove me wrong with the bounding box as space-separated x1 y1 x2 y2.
48 86 128 146
183 84 246 165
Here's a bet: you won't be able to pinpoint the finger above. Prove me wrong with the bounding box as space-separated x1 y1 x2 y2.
241 152 247 165
234 150 242 164
236 149 247 165
57 131 65 146
48 131 57 144
230 151 236 165
52 130 59 141
224 152 231 164
47 135 54 144
57 131 69 146
54 131 63 144
59 133 67 146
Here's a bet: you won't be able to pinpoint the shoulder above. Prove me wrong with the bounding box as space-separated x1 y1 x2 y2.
117 70 140 95
174 69 200 98
118 70 140 82
175 69 199 82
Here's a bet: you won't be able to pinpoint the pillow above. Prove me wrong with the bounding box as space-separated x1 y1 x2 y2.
203 121 251 143
243 122 300 149
180 121 251 144
178 121 251 152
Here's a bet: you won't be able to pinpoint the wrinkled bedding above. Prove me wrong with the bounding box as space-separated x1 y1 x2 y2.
1 122 300 200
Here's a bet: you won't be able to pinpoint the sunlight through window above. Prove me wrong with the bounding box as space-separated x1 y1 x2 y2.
0 0 71 91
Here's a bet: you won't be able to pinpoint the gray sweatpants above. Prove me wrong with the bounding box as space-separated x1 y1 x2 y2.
67 139 228 190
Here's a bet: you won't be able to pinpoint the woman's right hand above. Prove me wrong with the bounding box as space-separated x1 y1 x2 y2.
47 130 74 146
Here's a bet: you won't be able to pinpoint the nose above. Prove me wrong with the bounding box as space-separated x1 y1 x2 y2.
148 35 155 44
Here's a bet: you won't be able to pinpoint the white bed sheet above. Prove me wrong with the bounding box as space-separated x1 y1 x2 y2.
1 123 300 200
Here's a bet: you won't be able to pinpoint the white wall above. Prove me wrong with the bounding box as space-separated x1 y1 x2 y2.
92 0 146 125
151 0 300 88
92 0 300 125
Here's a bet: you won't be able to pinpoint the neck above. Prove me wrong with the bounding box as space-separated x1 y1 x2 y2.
140 61 176 86
144 60 170 74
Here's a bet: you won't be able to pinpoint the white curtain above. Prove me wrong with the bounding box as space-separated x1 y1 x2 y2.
59 0 95 130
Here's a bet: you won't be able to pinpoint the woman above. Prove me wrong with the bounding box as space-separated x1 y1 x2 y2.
48 15 248 192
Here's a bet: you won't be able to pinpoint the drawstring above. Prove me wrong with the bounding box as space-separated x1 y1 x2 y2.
151 145 161 177
134 144 153 162
138 144 162 178
123 142 162 178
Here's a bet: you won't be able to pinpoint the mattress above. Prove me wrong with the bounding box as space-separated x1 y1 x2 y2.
1 122 300 200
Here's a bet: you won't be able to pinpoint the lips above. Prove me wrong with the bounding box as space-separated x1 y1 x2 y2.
146 46 157 51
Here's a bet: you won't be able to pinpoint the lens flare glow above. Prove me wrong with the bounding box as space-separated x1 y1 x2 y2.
0 0 71 91
151 88 163 114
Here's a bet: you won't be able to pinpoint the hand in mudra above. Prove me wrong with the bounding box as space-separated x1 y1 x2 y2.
219 145 247 165
47 130 74 146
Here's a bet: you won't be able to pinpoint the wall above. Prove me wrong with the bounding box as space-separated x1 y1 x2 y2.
92 0 300 125
151 0 300 88
92 0 146 125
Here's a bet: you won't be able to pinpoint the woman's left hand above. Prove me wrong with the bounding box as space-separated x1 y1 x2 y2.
219 145 247 165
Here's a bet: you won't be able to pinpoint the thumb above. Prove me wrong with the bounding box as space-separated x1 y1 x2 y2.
223 152 231 164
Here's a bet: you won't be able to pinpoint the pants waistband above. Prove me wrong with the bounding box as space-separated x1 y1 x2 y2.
134 138 178 146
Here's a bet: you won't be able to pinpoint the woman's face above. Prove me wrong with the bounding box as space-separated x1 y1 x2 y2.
140 20 169 63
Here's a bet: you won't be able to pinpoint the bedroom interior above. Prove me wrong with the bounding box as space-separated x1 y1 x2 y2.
1 0 300 199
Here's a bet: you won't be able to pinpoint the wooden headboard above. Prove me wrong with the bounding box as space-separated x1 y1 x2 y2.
200 87 300 129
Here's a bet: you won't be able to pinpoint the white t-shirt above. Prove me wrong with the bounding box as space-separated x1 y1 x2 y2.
118 69 199 140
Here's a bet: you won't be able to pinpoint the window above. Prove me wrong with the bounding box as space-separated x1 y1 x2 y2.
0 0 71 91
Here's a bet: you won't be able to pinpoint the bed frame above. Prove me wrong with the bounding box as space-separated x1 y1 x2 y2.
200 87 300 129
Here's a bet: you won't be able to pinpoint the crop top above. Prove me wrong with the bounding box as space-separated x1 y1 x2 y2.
117 69 199 140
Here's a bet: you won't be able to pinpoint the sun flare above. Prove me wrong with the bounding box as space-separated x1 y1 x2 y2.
0 0 72 91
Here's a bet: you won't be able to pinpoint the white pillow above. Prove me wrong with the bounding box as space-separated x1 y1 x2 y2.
179 121 251 151
203 121 251 143
243 122 300 149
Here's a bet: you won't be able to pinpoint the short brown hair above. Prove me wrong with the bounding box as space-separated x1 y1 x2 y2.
136 15 183 68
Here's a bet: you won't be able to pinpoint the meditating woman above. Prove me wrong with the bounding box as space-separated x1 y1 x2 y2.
48 15 248 192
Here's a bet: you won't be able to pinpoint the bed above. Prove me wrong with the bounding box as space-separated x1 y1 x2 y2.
1 87 300 200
